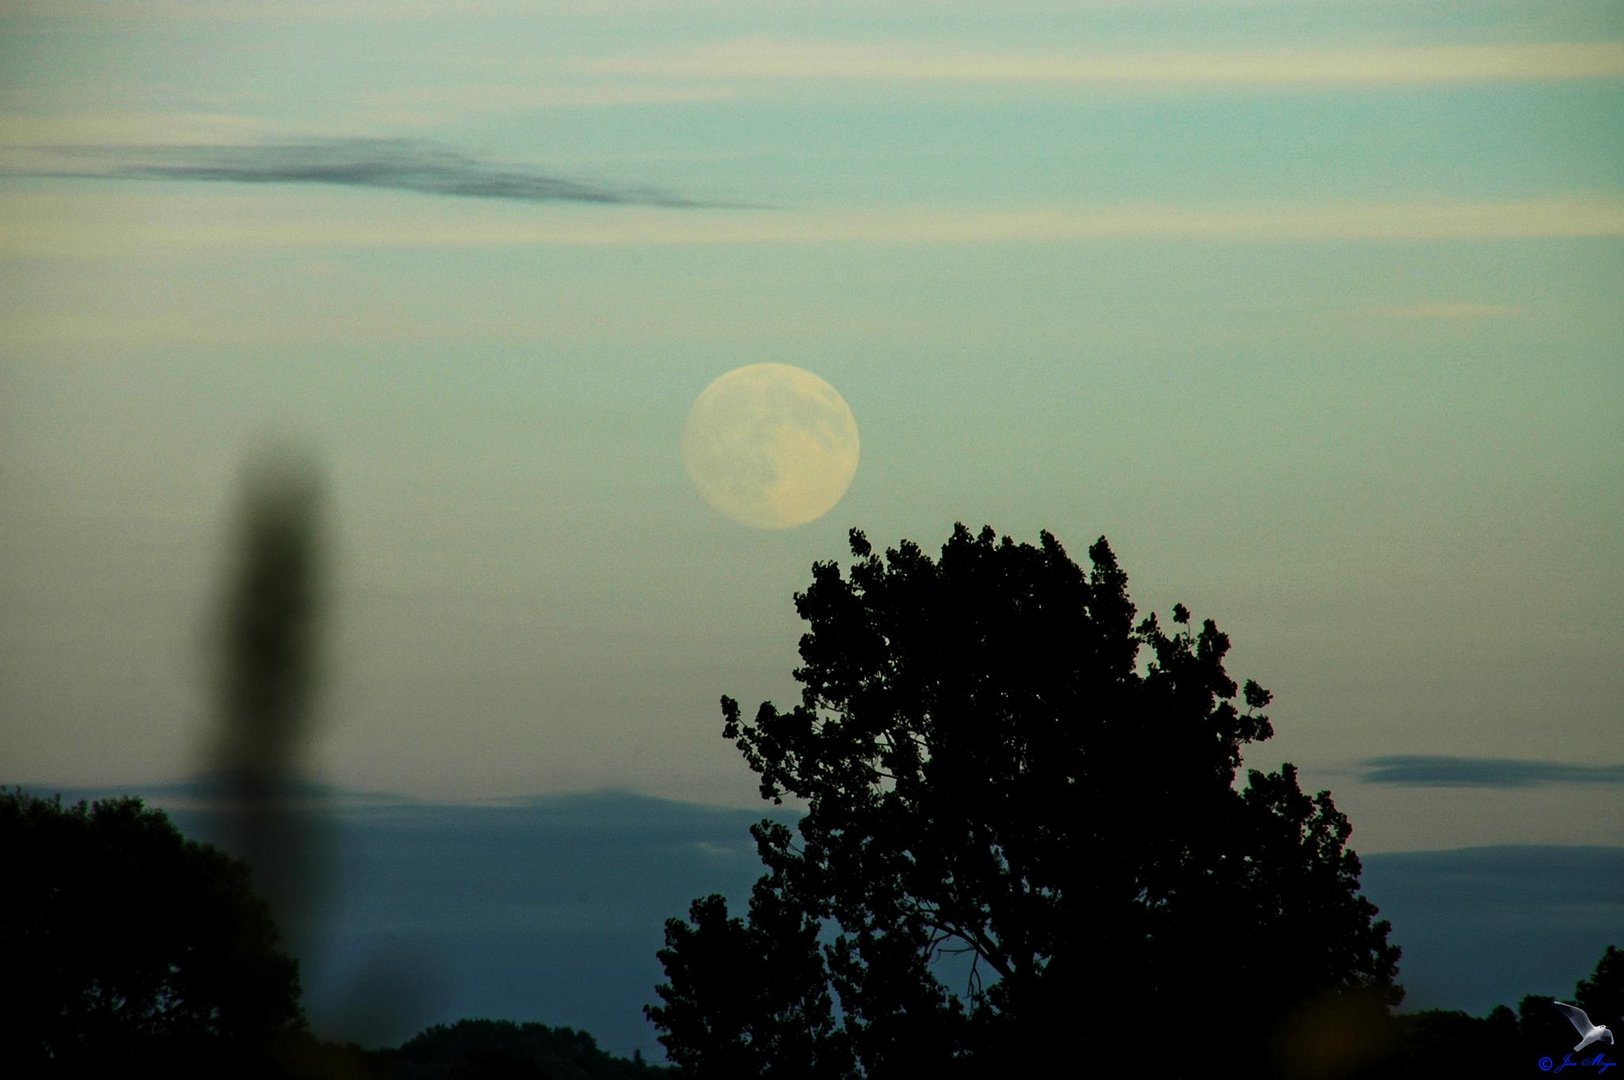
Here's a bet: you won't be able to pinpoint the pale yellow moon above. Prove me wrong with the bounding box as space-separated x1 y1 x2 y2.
682 364 860 530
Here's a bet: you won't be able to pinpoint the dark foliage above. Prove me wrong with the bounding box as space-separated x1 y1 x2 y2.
383 1019 673 1080
649 524 1402 1077
0 788 305 1075
1343 943 1621 1078
1576 945 1624 1030
1354 1006 1520 1078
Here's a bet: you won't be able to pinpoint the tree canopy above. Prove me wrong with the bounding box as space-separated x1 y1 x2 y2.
389 1019 673 1079
649 524 1401 1076
0 789 305 1074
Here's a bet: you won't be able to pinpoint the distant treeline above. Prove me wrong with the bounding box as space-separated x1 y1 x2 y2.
1366 955 1621 1078
301 952 1620 1079
295 1019 672 1080
294 983 1622 1079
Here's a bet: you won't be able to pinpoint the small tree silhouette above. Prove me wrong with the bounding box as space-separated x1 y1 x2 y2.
0 789 305 1073
650 525 1400 1077
1575 945 1624 1032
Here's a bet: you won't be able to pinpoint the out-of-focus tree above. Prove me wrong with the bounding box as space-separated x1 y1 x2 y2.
206 447 333 965
650 524 1401 1077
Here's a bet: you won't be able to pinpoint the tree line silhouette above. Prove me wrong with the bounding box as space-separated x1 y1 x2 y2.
2 495 1616 1078
3 784 1613 1078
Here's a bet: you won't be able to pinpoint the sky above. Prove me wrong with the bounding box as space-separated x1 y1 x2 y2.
2 0 1622 866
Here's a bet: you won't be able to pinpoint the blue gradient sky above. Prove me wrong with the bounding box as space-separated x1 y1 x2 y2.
2 1 1621 854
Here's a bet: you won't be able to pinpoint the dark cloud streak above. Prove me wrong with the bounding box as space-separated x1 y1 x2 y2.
1359 755 1624 789
34 137 735 208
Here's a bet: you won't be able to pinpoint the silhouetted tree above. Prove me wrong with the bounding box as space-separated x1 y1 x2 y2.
1354 944 1621 1077
0 789 305 1074
1350 1006 1517 1079
1519 993 1583 1058
1516 943 1624 1062
390 1019 673 1079
1576 945 1624 1031
649 525 1401 1077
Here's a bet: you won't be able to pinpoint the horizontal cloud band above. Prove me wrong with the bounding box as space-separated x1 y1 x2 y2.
598 38 1624 88
30 137 723 209
1359 755 1624 789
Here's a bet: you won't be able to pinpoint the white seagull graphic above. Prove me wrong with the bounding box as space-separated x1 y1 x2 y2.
1553 1001 1615 1053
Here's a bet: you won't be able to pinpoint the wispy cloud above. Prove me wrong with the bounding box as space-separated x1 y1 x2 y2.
1359 755 1624 789
0 0 547 23
27 138 723 208
1370 303 1525 320
0 112 307 148
597 38 1624 89
5 192 1621 260
364 81 741 114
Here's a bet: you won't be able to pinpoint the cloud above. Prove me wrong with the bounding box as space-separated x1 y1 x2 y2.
596 38 1624 89
30 137 722 208
0 0 553 23
1370 303 1525 320
6 190 1621 262
1359 756 1624 789
363 81 742 114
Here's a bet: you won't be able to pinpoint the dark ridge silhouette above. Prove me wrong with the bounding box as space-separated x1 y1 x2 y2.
32 138 744 209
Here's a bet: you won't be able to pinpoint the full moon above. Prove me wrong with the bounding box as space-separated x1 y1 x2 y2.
682 364 860 530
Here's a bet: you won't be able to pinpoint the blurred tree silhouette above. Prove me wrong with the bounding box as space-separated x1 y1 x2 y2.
206 448 333 968
213 448 325 784
649 525 1401 1077
0 789 305 1074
